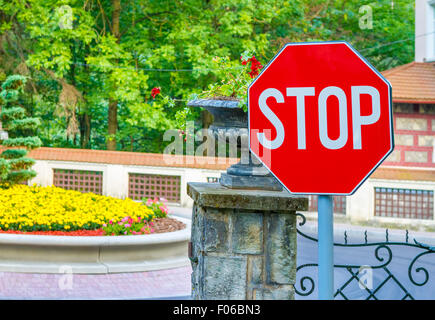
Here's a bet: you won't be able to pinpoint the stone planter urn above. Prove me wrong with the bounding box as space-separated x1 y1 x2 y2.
187 98 282 191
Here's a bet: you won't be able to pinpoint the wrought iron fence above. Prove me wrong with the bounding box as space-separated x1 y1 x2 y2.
295 213 435 300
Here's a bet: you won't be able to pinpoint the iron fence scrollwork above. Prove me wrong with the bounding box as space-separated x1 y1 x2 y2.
295 213 435 300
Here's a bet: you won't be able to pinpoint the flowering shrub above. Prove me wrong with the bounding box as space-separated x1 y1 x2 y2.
0 185 155 232
200 50 264 111
102 216 154 236
241 54 263 79
142 197 169 218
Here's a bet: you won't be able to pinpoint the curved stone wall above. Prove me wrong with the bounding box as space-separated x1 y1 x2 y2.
0 217 190 274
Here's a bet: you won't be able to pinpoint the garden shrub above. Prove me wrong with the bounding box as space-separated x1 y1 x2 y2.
0 75 42 185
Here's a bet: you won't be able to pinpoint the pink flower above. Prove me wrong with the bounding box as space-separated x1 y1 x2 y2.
124 224 131 228
159 205 168 214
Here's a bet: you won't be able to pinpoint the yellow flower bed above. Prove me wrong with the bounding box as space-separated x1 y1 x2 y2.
0 185 155 232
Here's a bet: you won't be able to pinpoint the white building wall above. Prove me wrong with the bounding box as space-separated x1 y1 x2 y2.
346 179 374 221
415 0 435 62
29 159 223 207
346 176 435 225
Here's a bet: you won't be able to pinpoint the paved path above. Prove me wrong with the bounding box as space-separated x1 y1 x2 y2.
0 266 192 300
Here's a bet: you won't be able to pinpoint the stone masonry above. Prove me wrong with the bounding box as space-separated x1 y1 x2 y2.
187 182 308 300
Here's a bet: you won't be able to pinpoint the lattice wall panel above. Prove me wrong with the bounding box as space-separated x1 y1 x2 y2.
53 169 103 195
128 173 181 203
308 195 347 214
374 187 434 220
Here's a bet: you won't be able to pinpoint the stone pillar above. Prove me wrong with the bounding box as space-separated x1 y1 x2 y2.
187 182 308 300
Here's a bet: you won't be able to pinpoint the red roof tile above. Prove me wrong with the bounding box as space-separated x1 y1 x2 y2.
382 62 435 103
372 167 435 182
5 147 434 182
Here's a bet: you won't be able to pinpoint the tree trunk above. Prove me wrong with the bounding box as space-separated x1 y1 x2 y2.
107 98 118 150
80 113 91 149
107 0 121 151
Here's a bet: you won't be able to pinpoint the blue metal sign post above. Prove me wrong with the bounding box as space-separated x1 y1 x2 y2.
318 195 334 300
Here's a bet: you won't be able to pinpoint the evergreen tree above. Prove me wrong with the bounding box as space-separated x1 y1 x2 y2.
0 75 41 185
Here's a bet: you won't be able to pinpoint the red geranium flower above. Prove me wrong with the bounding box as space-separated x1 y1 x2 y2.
246 56 263 78
151 87 161 99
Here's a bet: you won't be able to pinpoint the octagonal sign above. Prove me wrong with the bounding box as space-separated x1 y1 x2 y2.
248 41 394 195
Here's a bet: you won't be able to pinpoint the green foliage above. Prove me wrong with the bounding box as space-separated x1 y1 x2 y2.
1 74 26 90
0 158 10 180
2 136 42 149
1 107 27 122
6 170 37 184
0 0 415 153
8 157 35 170
174 107 193 134
200 51 263 111
8 118 41 131
313 0 415 70
0 149 27 159
0 74 41 185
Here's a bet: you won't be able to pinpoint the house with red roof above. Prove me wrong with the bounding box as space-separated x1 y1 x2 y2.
336 0 435 224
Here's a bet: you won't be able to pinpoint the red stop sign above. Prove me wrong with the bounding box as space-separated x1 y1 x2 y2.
248 42 393 195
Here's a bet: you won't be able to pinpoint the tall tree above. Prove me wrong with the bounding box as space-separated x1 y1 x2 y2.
107 0 121 150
